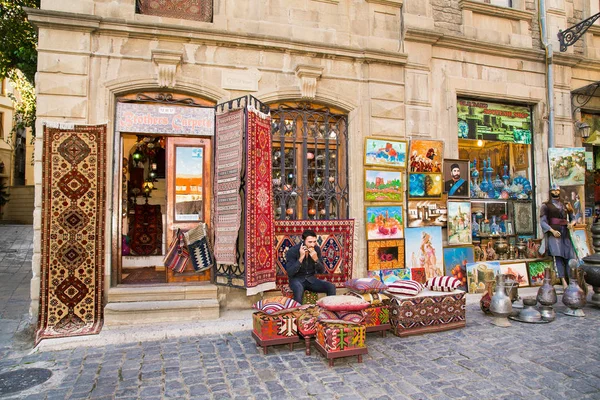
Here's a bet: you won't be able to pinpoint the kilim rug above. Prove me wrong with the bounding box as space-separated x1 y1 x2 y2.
213 109 244 265
245 106 276 295
129 203 162 256
274 219 355 289
36 124 106 344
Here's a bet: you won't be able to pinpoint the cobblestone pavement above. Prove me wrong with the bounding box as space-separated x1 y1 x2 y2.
1 225 599 400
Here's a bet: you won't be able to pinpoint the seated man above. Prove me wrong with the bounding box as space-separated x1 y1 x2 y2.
285 229 336 304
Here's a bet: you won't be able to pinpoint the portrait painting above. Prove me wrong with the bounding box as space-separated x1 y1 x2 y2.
466 261 501 294
548 147 586 186
513 144 529 170
365 169 403 202
381 268 411 284
447 201 472 245
513 202 534 235
527 260 558 286
408 173 443 199
443 246 474 291
570 227 591 260
443 159 470 198
500 262 529 287
407 198 447 227
365 205 404 240
409 139 444 172
364 137 407 169
404 226 444 280
561 185 585 225
367 239 405 271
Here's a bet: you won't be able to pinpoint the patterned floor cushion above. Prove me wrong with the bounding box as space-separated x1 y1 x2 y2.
388 289 466 337
280 285 319 304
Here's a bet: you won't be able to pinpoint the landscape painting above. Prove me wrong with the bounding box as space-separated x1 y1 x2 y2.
408 173 443 199
407 198 447 227
404 226 444 280
466 261 501 294
365 169 403 202
381 268 411 284
548 147 586 186
366 205 404 240
500 262 529 287
409 139 444 172
364 137 407 169
447 201 472 245
443 246 474 291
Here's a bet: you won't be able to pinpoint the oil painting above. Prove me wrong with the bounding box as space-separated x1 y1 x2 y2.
443 246 474 291
500 262 529 287
408 173 443 199
381 268 411 284
367 239 405 271
443 159 470 198
447 201 472 245
527 260 557 286
404 226 444 280
571 227 591 260
407 198 447 227
365 205 404 240
409 139 444 172
466 261 501 294
364 137 407 169
548 147 586 186
365 169 403 202
561 185 584 225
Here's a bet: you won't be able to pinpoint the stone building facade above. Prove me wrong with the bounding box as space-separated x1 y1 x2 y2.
27 0 600 332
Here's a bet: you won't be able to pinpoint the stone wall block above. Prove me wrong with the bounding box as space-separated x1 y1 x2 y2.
37 73 88 97
371 100 405 120
369 64 404 83
405 71 430 103
94 0 135 19
406 107 431 136
37 96 88 119
369 82 404 102
37 53 89 75
33 228 41 254
38 29 91 53
371 117 406 137
40 0 93 14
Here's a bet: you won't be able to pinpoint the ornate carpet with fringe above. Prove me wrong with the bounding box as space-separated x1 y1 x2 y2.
274 219 355 289
36 124 106 344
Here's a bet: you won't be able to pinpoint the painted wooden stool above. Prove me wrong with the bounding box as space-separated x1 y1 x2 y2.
252 311 300 354
314 321 368 367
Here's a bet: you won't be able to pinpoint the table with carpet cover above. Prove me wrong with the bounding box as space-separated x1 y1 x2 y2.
252 311 300 354
388 289 466 337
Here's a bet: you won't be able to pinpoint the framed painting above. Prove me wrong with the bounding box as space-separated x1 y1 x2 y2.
571 227 591 260
561 185 585 225
381 268 411 284
513 202 534 235
527 259 558 286
513 144 529 170
367 270 383 282
447 201 472 245
364 137 407 169
365 205 404 240
404 226 444 279
367 239 405 271
443 246 474 291
408 173 443 199
407 198 447 227
466 261 501 294
411 267 426 284
365 169 403 202
408 139 444 172
443 159 470 198
548 147 586 186
500 262 529 287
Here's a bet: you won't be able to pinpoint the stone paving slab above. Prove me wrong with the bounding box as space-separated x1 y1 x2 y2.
0 225 599 399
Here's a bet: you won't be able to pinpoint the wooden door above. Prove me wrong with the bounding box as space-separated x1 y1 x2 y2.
165 137 212 282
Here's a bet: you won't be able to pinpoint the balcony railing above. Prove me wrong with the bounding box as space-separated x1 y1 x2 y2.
136 0 213 23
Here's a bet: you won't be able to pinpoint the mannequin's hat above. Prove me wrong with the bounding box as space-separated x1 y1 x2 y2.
550 183 560 191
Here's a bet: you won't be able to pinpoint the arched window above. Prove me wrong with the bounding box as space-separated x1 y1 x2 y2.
270 102 349 220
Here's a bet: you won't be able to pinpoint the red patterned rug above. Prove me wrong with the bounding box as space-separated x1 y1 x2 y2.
129 203 162 256
245 107 276 295
274 219 355 288
36 124 106 344
213 109 244 265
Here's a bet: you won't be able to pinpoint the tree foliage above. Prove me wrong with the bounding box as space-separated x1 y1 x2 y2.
0 0 40 85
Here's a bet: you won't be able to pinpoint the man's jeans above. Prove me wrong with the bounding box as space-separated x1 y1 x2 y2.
289 276 336 304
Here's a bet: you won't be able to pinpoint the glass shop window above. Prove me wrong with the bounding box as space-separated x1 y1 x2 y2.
270 102 349 220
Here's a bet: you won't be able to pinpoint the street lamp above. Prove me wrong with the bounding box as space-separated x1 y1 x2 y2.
558 12 600 52
575 121 591 139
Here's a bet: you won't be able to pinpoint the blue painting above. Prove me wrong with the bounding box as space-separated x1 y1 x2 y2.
443 246 474 291
404 226 444 280
365 138 407 168
466 261 501 294
381 268 411 284
408 173 443 198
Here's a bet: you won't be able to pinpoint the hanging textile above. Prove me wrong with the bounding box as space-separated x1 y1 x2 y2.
129 203 162 256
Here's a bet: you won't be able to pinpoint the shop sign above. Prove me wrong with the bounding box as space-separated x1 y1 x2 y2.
585 207 593 218
116 102 215 136
457 99 531 144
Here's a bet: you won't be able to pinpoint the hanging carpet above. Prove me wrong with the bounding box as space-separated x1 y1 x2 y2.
245 106 276 295
274 219 355 289
36 124 107 344
129 203 162 256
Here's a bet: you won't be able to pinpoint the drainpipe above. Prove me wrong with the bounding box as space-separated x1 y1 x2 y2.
539 0 555 149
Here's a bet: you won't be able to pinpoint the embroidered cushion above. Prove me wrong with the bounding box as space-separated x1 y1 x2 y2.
345 291 390 306
317 295 370 311
317 309 365 325
426 276 462 292
252 296 301 315
386 280 424 296
344 278 388 294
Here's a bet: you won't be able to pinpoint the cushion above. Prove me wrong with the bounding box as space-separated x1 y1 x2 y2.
386 280 424 296
317 295 370 311
345 291 390 306
252 296 301 315
344 278 388 294
426 276 462 292
317 309 365 325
